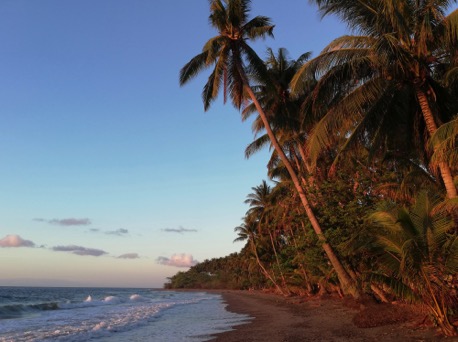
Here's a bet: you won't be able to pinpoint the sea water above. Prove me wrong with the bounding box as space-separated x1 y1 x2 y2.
0 287 251 341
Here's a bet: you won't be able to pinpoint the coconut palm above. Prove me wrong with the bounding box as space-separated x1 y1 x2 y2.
244 180 290 291
179 0 359 296
234 218 285 294
293 0 458 198
243 48 313 177
368 191 458 336
244 180 274 222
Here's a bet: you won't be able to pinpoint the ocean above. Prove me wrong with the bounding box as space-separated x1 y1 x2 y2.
0 287 251 341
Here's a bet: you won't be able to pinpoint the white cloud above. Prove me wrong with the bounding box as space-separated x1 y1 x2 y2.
0 234 35 248
156 253 198 268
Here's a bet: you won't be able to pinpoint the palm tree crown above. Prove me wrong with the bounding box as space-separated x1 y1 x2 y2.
179 0 274 110
293 0 458 197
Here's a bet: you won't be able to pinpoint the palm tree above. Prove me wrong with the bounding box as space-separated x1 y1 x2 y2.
243 48 314 180
293 0 458 198
368 191 458 336
179 0 359 297
234 218 285 294
245 180 290 292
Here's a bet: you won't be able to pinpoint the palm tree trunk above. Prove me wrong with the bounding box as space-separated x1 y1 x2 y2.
291 146 314 196
268 230 290 294
243 83 361 298
250 239 285 295
295 140 314 175
422 269 457 336
370 284 389 303
416 87 457 199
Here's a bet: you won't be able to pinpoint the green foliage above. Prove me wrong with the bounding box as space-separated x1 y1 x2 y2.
364 191 458 335
164 252 267 290
297 0 458 198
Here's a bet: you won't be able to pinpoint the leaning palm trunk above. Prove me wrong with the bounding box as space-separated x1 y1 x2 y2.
250 239 285 295
243 81 360 298
267 230 290 294
415 87 457 199
370 284 389 303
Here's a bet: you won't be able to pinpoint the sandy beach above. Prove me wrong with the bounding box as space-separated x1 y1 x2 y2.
209 291 448 342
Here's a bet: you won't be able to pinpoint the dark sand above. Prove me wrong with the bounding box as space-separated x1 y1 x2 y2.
208 291 450 342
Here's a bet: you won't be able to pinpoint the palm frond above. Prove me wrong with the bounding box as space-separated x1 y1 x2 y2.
202 48 229 110
209 0 227 31
443 8 458 48
202 35 226 64
369 273 418 303
179 50 211 86
306 77 388 169
443 66 458 86
243 16 274 40
444 235 458 273
372 33 415 77
245 134 271 159
227 0 250 28
291 36 374 97
241 40 269 83
429 117 458 168
310 0 379 35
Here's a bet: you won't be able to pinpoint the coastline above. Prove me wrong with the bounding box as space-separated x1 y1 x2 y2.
206 290 445 342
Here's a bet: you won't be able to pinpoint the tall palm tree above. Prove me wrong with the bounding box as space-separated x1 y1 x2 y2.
293 0 458 198
179 0 359 297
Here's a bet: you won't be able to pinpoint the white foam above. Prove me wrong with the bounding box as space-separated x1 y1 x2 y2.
0 291 251 342
84 295 92 302
92 322 108 331
103 296 120 304
129 294 143 301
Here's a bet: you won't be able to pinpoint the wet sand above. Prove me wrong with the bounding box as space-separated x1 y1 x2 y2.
208 291 447 342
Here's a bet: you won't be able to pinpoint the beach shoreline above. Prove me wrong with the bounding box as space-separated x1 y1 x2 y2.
204 290 446 342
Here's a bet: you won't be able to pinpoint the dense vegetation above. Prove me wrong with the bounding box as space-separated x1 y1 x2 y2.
167 0 458 336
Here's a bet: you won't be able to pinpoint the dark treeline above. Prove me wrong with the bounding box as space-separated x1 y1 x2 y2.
167 0 458 336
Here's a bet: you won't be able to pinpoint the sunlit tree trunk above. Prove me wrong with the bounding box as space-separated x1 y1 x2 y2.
416 87 457 199
267 230 289 294
244 82 361 298
249 239 285 295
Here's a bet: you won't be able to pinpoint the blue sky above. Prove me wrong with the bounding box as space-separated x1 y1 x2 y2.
0 0 347 288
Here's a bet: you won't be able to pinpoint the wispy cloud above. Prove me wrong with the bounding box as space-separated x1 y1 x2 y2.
161 226 197 234
51 245 107 256
0 234 35 248
106 228 129 236
156 254 198 268
34 218 92 226
117 253 139 259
